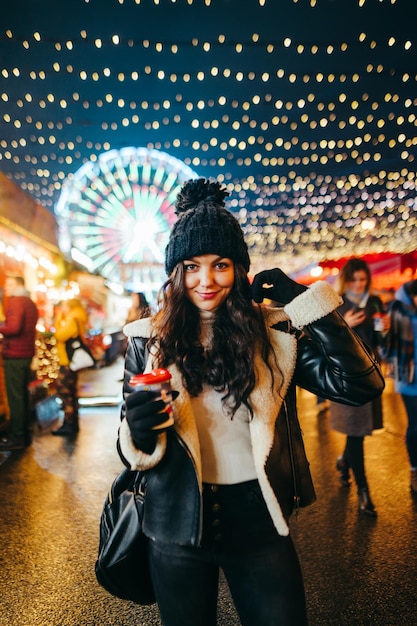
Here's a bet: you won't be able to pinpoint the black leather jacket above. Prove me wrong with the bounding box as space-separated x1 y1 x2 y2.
118 282 384 542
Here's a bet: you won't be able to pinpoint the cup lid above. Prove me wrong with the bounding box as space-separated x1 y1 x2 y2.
130 368 172 386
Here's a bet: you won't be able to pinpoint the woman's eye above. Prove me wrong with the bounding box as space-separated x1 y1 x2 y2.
184 264 197 272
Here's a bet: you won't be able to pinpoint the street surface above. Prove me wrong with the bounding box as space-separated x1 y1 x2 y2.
0 364 416 626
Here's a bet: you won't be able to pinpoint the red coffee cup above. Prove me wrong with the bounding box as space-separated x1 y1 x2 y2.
130 368 174 430
373 313 386 332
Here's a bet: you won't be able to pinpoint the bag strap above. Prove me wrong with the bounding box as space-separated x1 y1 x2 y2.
73 318 88 344
109 468 145 502
74 317 82 338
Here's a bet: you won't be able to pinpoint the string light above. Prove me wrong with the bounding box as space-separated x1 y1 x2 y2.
0 0 415 275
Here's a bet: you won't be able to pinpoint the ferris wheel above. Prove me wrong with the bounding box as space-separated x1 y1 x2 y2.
55 147 198 292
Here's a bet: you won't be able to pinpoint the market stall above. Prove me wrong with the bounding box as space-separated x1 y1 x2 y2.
0 173 65 390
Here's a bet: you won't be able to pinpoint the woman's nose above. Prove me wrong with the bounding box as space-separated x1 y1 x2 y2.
199 268 213 286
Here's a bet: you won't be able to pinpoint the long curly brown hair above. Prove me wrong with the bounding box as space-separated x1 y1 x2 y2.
150 263 276 417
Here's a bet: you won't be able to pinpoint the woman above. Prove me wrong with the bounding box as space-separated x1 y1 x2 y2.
125 292 151 324
329 258 388 517
385 279 417 494
118 179 384 626
52 298 88 436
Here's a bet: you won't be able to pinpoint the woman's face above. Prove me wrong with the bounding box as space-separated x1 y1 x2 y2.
183 254 235 312
347 269 368 295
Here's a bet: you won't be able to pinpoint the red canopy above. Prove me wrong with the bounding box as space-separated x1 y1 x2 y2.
297 252 417 294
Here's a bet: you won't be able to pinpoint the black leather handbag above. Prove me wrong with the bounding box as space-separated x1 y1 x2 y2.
95 468 156 605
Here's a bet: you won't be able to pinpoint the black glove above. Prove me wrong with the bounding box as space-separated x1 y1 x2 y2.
125 389 178 454
250 268 307 305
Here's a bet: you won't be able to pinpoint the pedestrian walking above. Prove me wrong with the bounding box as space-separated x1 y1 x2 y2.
125 292 151 324
0 275 38 449
52 298 88 436
329 258 389 516
385 278 417 495
118 179 384 626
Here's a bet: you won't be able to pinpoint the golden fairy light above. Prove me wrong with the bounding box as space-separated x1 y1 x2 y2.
0 0 415 274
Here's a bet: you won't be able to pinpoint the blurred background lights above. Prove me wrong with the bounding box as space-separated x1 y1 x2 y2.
55 147 198 290
0 0 415 275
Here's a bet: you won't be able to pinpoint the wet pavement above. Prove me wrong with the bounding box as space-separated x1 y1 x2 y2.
0 366 416 626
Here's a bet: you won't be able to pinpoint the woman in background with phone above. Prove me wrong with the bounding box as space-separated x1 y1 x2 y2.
330 258 389 517
117 179 384 626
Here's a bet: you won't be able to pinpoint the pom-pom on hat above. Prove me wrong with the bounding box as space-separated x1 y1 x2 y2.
165 178 250 275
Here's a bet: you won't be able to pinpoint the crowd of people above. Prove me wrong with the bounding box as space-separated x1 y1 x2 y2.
328 258 388 517
310 258 417 507
0 178 416 624
0 283 153 445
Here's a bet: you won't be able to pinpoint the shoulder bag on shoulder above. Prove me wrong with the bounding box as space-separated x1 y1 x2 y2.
65 319 95 371
65 335 95 371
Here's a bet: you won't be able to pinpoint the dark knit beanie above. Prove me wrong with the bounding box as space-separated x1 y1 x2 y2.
165 178 250 275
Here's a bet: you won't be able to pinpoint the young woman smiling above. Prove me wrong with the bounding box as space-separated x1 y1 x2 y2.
117 178 384 626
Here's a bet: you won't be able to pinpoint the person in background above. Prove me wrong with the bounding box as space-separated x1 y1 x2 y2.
0 276 38 450
0 287 8 435
329 258 389 517
125 292 151 324
384 278 417 495
118 178 384 626
0 288 4 322
52 298 88 436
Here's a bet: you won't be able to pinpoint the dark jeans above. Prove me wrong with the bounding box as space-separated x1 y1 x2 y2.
148 480 307 626
401 395 417 468
56 366 79 427
343 436 367 490
4 358 32 438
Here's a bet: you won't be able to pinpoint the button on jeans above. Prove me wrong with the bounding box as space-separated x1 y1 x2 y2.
148 479 307 626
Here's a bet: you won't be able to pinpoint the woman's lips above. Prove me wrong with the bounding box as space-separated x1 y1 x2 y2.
197 292 218 300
